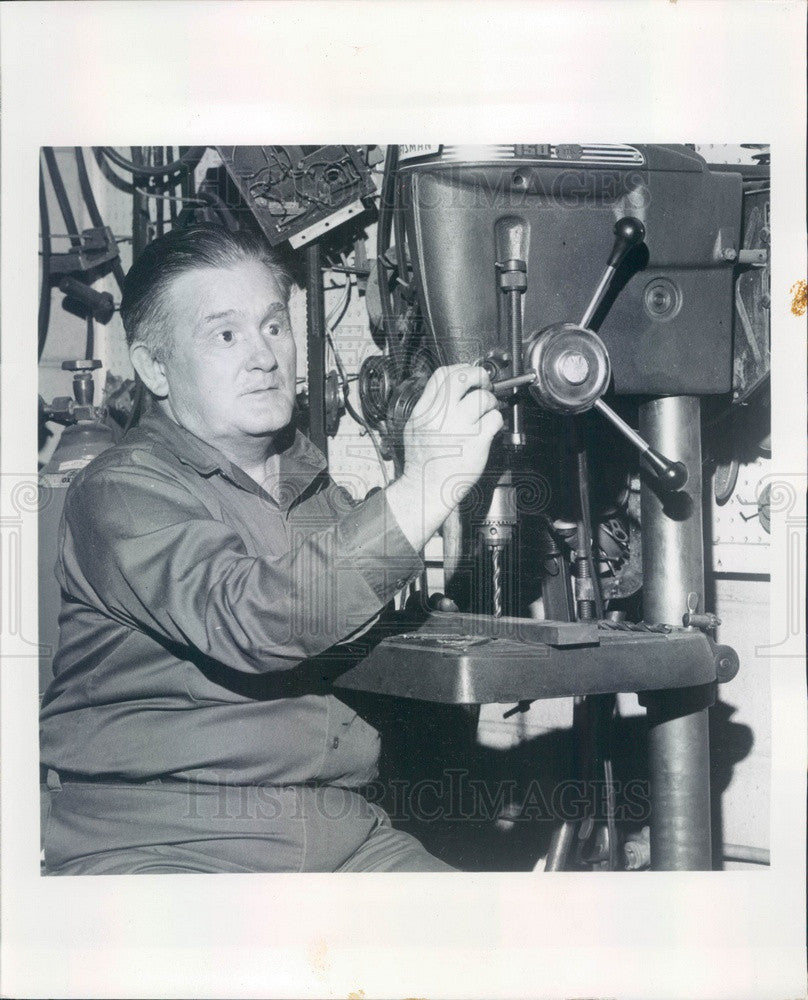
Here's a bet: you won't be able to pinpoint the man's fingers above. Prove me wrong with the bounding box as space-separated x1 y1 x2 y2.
412 364 457 419
444 364 492 403
455 385 500 423
479 406 505 438
410 365 500 435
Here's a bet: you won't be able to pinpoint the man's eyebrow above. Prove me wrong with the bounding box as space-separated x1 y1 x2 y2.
200 302 287 325
202 309 240 323
262 301 288 320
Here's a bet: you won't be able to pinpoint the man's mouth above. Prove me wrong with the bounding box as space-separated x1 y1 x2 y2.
244 384 280 395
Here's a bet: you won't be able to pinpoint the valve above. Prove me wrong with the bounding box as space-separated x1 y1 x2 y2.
61 359 102 409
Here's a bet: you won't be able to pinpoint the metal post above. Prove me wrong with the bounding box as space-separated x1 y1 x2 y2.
639 396 713 870
305 242 328 457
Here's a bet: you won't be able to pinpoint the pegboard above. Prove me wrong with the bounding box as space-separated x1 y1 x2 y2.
292 223 395 500
710 454 770 575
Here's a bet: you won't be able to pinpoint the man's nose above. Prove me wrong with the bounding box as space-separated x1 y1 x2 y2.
246 330 279 370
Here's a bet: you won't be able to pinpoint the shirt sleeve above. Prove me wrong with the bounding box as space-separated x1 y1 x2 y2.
59 456 423 674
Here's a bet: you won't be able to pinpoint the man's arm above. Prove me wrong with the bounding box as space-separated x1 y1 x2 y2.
60 364 501 675
61 462 421 674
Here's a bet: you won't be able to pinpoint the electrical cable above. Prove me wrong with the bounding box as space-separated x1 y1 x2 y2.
134 187 208 206
42 148 81 248
38 167 52 360
325 267 353 332
180 146 196 203
99 145 205 177
92 146 142 196
166 147 178 225
74 147 104 228
74 147 127 293
91 147 180 197
153 148 165 238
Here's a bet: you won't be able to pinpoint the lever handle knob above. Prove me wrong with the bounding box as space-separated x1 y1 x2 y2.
593 399 688 492
580 217 647 329
642 448 688 491
607 217 646 268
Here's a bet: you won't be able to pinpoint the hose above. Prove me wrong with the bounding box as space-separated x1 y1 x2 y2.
42 148 81 247
74 147 127 293
98 145 205 177
74 147 104 228
38 168 52 360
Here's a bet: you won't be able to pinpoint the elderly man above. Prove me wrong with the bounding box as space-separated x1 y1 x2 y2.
40 224 502 874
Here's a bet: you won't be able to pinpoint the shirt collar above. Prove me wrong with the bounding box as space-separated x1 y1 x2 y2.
129 404 327 507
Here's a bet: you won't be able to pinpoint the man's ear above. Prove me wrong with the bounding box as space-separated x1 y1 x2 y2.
130 343 169 398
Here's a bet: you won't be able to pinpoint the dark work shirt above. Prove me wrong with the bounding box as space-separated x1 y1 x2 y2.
40 407 423 788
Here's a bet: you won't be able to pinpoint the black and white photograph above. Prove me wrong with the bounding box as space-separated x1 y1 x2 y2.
2 4 806 999
36 141 773 877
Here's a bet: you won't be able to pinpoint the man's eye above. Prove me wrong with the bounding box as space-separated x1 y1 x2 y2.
267 323 281 337
217 330 235 344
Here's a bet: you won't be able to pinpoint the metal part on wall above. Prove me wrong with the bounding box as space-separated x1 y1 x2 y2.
216 145 377 248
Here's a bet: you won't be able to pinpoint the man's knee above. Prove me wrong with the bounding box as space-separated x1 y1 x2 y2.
337 820 457 872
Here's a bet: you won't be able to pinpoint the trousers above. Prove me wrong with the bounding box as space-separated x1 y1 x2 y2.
42 779 455 874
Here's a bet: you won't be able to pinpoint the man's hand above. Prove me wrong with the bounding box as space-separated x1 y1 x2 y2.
385 364 503 551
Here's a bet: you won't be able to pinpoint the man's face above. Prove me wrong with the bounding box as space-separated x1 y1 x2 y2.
159 258 297 454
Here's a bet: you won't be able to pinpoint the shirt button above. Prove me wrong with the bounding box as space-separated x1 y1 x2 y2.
332 736 340 749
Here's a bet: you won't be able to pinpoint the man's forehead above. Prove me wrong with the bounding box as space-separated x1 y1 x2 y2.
166 259 289 323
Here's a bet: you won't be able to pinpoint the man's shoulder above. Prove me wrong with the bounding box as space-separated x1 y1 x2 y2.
66 424 195 500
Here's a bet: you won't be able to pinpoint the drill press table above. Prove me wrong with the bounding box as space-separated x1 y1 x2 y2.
333 611 737 871
334 611 729 704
